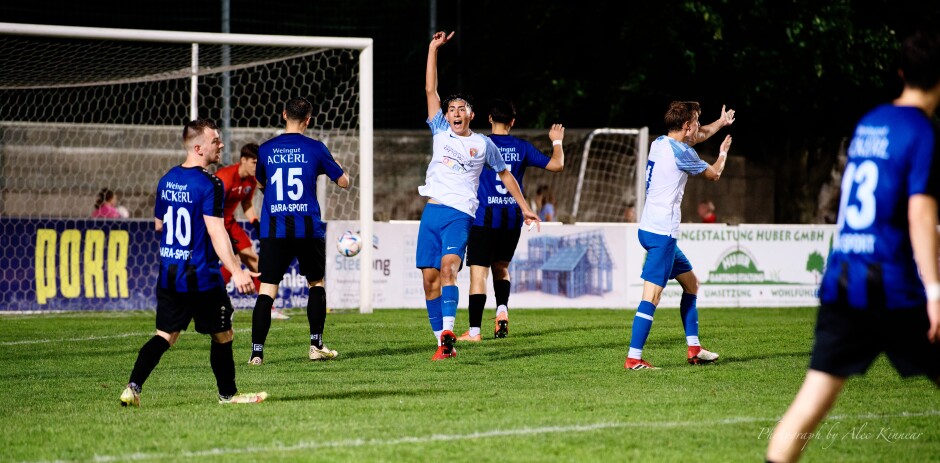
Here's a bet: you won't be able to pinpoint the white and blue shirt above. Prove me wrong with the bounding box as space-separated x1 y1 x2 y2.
639 135 709 237
419 110 507 217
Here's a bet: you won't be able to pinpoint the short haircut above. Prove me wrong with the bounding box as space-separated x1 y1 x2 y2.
663 101 701 133
442 93 473 113
488 99 516 124
240 143 259 160
900 27 940 91
95 187 114 209
182 118 219 145
284 97 313 122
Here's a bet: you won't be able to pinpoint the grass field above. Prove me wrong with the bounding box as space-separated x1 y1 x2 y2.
1 307 938 462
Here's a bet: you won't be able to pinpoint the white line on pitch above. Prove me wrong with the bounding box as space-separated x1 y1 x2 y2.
0 327 265 346
65 410 939 463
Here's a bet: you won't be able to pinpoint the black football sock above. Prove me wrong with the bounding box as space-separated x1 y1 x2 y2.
251 295 274 357
494 279 511 308
210 340 237 397
128 335 170 389
468 294 486 329
308 286 326 348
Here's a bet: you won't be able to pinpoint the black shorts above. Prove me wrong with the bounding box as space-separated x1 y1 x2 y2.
258 237 325 284
466 225 523 267
809 303 940 379
155 285 233 335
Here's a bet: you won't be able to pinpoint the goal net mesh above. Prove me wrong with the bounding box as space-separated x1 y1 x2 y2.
0 34 362 221
0 32 363 310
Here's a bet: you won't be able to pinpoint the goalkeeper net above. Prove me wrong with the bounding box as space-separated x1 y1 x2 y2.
571 128 649 222
0 23 374 312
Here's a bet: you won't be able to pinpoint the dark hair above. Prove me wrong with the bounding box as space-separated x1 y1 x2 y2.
900 27 940 91
95 188 114 209
284 97 313 122
182 118 219 144
488 98 516 124
240 143 259 160
663 101 701 132
442 93 473 113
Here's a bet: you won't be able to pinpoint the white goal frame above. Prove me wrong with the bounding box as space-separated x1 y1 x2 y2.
571 127 649 221
0 22 376 313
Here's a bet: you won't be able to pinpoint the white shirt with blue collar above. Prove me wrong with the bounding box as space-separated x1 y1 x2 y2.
419 109 508 217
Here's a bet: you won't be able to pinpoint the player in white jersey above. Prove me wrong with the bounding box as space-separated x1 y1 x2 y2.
625 101 735 370
419 31 539 360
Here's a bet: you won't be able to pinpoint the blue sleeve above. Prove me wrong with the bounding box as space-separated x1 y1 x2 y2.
483 136 507 172
154 181 164 220
526 141 550 169
255 153 267 188
426 109 449 135
909 120 939 197
676 146 709 175
205 176 224 218
317 142 345 182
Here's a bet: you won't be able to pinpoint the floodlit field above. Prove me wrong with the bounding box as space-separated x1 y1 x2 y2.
2 308 938 462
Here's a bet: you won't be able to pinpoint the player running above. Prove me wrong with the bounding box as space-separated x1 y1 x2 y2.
120 118 266 407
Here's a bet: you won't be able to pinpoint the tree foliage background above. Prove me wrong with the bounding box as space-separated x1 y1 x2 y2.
1 0 938 222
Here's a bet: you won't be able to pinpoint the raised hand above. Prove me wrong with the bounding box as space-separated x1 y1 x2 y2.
430 31 455 50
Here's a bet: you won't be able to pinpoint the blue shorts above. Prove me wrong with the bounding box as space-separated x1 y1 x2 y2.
416 203 473 269
639 229 693 287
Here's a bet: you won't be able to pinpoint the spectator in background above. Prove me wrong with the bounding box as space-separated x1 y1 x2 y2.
92 188 129 218
537 185 556 222
697 199 716 223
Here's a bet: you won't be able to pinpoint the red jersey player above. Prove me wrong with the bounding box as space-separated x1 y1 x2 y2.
216 143 290 320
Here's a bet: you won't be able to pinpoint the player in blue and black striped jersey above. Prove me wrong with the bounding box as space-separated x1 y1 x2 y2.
120 118 266 407
248 97 349 365
460 99 565 341
768 27 940 463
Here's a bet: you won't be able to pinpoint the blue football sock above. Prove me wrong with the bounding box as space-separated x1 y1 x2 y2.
680 292 699 338
629 300 657 351
426 296 443 332
441 285 458 332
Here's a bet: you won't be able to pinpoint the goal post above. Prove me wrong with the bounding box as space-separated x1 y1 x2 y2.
571 127 649 223
0 22 374 313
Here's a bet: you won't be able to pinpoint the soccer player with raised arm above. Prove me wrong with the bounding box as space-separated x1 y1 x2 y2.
767 27 940 463
625 101 734 370
460 99 564 341
120 118 266 407
215 143 290 320
247 97 349 366
420 31 539 360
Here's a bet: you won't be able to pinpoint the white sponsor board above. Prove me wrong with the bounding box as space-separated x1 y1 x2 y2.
327 222 835 309
626 224 834 308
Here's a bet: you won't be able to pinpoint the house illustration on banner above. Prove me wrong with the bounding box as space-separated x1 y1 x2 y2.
510 230 614 298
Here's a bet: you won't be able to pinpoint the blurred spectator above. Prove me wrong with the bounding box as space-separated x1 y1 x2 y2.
92 188 129 218
537 185 556 222
623 204 637 222
697 199 716 223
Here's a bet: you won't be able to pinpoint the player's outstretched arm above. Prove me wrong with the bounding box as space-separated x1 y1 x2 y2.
206 215 256 294
701 135 731 181
545 123 565 172
426 31 454 121
909 194 940 342
692 105 735 146
498 169 541 231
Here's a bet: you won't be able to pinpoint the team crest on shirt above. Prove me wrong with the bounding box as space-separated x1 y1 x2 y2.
469 148 479 158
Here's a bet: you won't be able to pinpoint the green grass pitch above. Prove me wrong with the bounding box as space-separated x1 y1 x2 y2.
1 308 938 462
